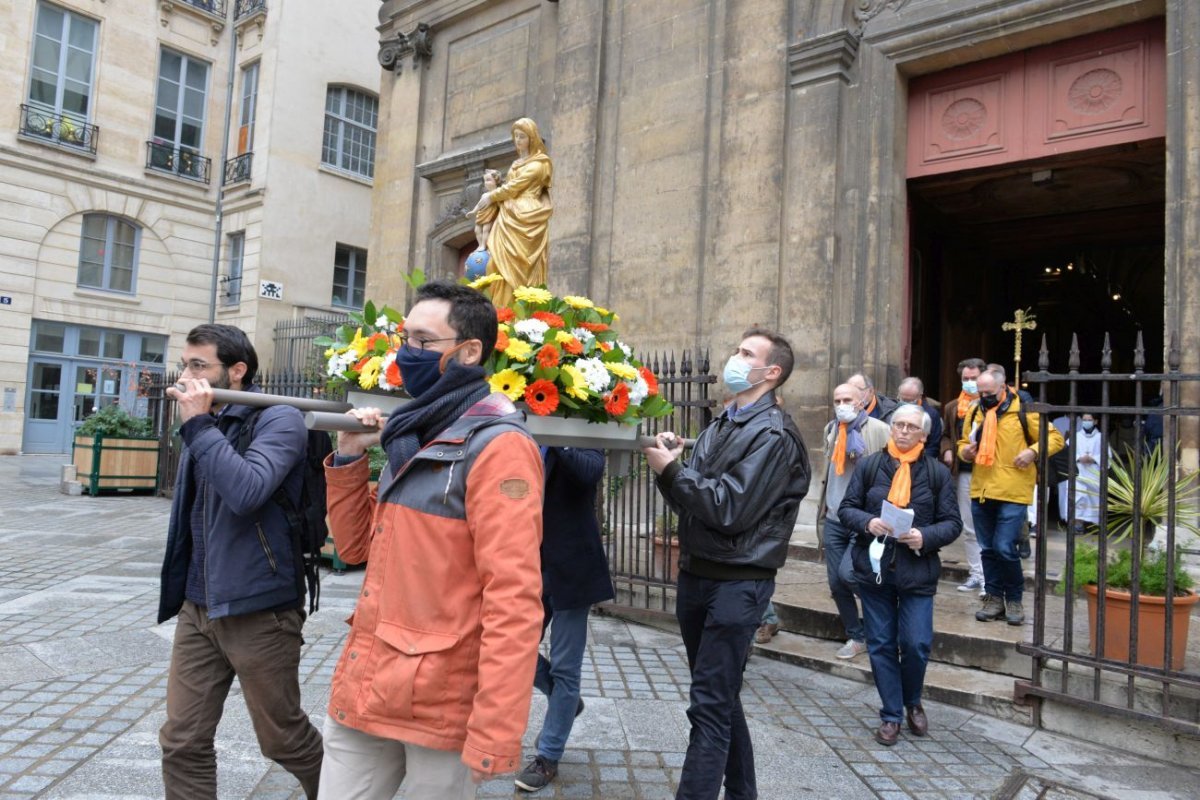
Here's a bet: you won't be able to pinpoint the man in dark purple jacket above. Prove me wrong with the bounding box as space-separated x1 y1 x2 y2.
157 324 323 799
515 447 615 793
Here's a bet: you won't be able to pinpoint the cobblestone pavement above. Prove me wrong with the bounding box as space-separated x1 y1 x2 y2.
2 455 1198 799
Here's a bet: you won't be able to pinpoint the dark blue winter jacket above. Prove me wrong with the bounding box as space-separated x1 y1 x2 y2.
158 392 307 623
541 447 615 611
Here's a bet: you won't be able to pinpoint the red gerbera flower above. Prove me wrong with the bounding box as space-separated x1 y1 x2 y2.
385 359 403 386
562 337 583 356
604 382 630 416
536 344 561 368
532 310 565 329
639 366 659 396
494 328 510 352
496 307 516 323
578 321 609 333
524 379 560 416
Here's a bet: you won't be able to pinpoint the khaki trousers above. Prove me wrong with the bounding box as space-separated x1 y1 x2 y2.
317 716 476 800
160 600 323 799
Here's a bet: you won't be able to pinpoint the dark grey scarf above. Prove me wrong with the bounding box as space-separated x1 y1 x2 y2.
380 361 489 473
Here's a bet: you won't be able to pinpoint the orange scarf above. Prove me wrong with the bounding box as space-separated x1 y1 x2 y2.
864 394 877 416
886 440 923 508
832 423 849 475
956 390 978 418
974 388 1007 467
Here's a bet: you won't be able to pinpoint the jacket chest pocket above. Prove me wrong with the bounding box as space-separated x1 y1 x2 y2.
364 622 460 722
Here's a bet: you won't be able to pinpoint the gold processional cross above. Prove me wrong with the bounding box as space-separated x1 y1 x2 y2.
1001 308 1037 387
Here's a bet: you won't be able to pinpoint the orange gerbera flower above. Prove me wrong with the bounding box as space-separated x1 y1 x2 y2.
604 382 630 416
524 379 560 416
532 310 565 329
578 321 609 333
562 337 583 355
365 332 389 350
496 307 516 323
494 328 510 352
639 366 659 396
354 355 373 371
598 341 613 352
536 344 561 368
385 360 403 387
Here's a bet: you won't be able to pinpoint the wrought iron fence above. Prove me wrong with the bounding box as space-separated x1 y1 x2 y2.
146 141 211 184
224 152 252 185
1019 332 1200 736
235 0 266 18
601 350 716 620
19 104 99 155
274 314 350 374
183 0 226 16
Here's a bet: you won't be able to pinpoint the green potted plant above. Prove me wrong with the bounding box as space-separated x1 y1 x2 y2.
1059 543 1197 670
73 404 158 496
1094 444 1200 548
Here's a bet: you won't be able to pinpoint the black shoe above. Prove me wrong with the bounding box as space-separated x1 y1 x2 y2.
515 755 558 792
576 697 585 718
1018 534 1032 560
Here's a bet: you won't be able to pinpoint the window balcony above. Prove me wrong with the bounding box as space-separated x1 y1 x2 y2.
235 0 265 20
19 104 99 155
183 0 226 16
146 140 211 184
224 152 253 185
219 274 242 306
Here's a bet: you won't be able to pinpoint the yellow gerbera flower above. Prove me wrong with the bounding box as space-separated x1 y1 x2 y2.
324 348 336 359
554 331 576 344
560 365 590 400
562 295 594 309
467 273 503 290
348 327 367 358
513 286 554 304
595 307 611 316
488 369 526 401
604 361 638 380
504 338 533 361
357 356 383 389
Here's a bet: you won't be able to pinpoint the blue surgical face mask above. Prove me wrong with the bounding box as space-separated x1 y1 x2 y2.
1081 421 1096 433
722 355 766 394
395 345 445 398
962 379 978 395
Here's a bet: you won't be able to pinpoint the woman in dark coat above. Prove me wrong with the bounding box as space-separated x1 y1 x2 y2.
839 404 962 746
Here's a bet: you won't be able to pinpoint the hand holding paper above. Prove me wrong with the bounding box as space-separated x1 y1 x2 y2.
880 501 914 539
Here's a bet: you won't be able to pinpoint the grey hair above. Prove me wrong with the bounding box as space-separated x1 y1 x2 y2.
986 363 1008 383
891 403 931 435
849 372 875 389
898 376 924 394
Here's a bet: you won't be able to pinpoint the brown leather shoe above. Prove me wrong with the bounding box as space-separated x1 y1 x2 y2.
754 622 780 644
874 721 900 746
906 705 928 736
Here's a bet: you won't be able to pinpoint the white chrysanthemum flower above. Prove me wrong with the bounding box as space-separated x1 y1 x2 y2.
570 327 596 348
374 315 392 330
377 350 401 391
514 318 550 342
625 376 649 405
575 357 612 393
327 351 355 377
615 340 633 358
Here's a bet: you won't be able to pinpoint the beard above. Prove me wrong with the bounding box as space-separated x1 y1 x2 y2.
212 367 233 391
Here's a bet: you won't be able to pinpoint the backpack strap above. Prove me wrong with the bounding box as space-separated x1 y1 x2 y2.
967 399 1034 447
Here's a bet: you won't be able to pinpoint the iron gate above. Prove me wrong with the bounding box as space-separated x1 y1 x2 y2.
1019 332 1200 735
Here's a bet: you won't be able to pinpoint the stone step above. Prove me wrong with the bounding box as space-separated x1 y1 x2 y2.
770 558 1033 678
751 629 1033 725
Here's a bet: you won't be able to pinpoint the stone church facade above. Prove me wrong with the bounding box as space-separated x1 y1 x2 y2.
367 0 1199 452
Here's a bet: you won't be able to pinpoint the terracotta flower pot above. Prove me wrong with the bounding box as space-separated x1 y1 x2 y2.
652 534 680 582
1084 584 1199 670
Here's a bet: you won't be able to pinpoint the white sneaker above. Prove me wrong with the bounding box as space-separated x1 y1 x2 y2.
956 575 983 593
836 639 868 659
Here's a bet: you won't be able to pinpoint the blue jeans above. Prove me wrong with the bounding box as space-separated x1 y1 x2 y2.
971 499 1027 602
675 571 772 800
823 516 865 642
760 601 778 626
532 603 591 762
858 583 934 724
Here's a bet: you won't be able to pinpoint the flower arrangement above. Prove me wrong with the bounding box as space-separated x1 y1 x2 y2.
314 282 672 425
313 300 407 392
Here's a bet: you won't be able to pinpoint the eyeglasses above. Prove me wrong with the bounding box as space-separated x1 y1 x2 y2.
177 359 218 373
891 422 923 433
398 332 462 351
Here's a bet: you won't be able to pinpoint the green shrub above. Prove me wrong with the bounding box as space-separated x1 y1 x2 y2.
1058 544 1194 598
77 404 154 438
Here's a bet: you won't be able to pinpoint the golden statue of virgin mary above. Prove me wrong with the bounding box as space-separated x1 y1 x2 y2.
476 118 553 307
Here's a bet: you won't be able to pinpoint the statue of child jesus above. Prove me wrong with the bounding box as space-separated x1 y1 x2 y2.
469 169 501 252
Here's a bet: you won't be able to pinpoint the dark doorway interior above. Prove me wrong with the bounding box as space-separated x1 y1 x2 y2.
907 139 1166 406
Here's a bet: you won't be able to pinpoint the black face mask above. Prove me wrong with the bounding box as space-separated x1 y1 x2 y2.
979 393 1001 410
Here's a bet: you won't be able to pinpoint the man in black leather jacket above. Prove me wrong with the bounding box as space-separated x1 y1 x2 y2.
644 326 810 800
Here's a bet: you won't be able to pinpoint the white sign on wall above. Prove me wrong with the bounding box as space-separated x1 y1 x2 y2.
259 280 284 301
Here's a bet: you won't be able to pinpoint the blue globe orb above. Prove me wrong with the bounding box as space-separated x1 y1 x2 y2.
465 250 490 281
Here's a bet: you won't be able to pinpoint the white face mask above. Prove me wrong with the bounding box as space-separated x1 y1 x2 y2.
869 537 886 584
834 404 858 424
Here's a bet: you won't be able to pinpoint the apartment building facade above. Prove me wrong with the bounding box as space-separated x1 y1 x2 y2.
0 0 379 454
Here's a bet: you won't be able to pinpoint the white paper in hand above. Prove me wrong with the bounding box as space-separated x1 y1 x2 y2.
880 500 914 538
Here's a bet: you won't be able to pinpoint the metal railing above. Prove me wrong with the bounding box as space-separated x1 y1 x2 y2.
146 141 211 184
183 0 226 16
235 0 266 19
1019 332 1200 736
19 104 99 155
273 314 351 374
218 274 242 306
224 152 252 184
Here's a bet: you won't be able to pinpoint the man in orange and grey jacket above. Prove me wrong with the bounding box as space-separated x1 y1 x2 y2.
318 281 544 800
957 366 1063 627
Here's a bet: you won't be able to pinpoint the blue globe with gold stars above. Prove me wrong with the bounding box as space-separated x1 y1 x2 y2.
465 250 490 281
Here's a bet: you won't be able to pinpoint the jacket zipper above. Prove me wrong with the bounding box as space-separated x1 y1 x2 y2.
256 522 278 573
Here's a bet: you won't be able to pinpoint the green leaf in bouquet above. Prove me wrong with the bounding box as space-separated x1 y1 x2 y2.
558 395 580 410
402 269 426 290
533 366 560 382
600 348 626 364
381 305 405 325
363 300 378 324
313 335 335 347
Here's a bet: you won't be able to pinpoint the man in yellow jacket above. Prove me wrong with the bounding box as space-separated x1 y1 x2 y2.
957 368 1063 625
